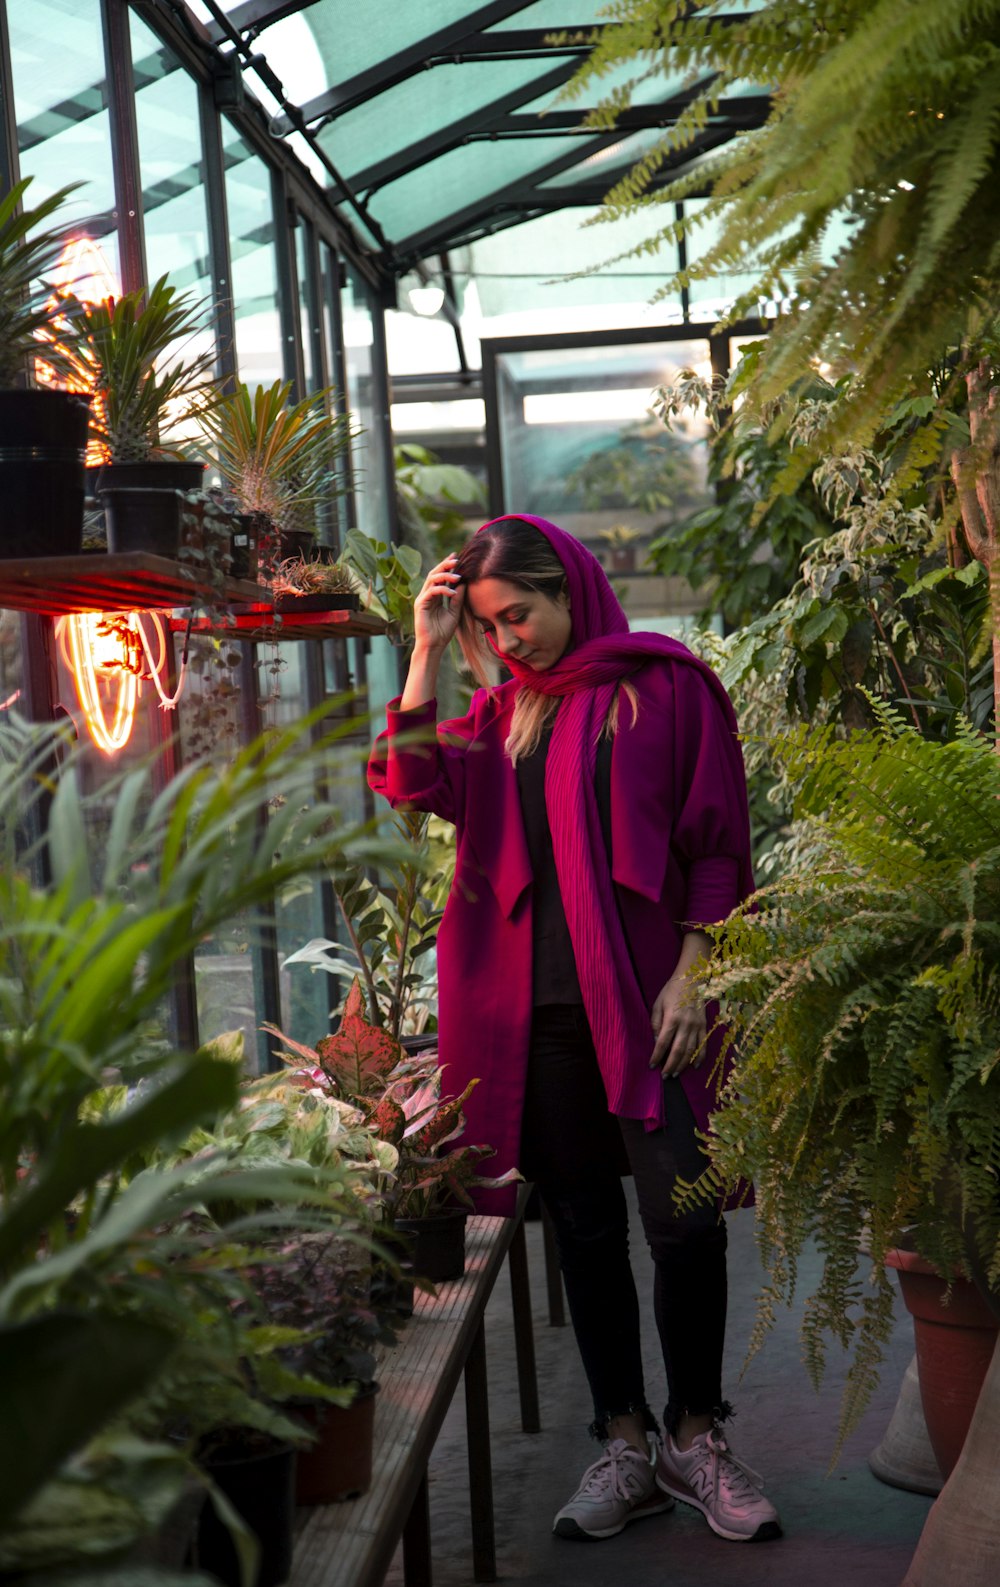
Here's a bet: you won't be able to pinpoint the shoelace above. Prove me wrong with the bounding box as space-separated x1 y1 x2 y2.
703 1429 765 1503
577 1438 648 1503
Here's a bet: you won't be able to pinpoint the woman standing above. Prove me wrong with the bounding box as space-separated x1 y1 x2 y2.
368 515 781 1545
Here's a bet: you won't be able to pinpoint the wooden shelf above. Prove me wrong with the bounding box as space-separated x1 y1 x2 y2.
175 604 389 641
0 552 266 616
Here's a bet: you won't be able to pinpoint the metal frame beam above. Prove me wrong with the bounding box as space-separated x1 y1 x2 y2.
270 0 541 132
395 117 751 262
0 0 21 195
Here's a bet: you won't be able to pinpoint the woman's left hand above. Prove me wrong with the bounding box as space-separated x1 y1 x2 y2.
648 930 712 1075
649 972 708 1076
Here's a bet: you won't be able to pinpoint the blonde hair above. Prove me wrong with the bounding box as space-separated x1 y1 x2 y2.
453 518 639 764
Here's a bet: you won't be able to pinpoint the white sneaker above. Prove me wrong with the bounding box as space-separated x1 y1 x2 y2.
655 1427 782 1541
553 1438 674 1540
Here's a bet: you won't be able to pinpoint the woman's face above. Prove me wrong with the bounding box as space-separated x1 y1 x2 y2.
465 577 572 670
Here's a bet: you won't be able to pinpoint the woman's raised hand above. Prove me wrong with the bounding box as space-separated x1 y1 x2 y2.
413 554 465 653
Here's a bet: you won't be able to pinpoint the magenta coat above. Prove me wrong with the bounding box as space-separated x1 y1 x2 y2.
368 659 749 1216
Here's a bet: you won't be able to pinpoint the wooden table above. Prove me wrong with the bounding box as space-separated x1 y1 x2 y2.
289 1206 540 1587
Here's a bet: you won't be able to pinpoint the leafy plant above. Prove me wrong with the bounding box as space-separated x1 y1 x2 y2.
301 808 452 1042
565 421 702 517
197 379 355 555
394 441 486 557
69 275 220 462
0 176 82 388
265 979 520 1220
692 704 1000 1450
340 527 424 640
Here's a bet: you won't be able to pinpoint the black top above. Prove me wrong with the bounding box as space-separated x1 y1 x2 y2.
516 712 614 1006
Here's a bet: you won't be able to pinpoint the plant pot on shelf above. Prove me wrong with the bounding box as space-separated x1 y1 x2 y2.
0 389 91 558
193 1435 295 1587
886 1247 1000 1479
231 513 258 581
396 1207 467 1283
97 459 206 556
294 1381 379 1505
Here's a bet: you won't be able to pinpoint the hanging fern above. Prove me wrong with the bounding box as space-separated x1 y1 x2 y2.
562 1 1000 477
693 704 1000 1451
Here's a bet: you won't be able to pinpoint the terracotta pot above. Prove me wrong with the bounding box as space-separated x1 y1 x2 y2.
904 1333 1000 1586
886 1247 1000 1478
396 1208 467 1283
295 1381 379 1504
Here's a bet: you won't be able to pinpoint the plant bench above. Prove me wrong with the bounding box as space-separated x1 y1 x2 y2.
288 1201 540 1587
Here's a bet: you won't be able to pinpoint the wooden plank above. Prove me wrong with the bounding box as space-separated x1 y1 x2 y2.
289 1214 522 1587
0 553 264 615
179 607 388 642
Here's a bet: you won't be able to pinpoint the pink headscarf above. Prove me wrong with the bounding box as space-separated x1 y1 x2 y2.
477 514 753 1130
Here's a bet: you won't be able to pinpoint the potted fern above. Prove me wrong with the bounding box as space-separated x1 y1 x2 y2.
69 274 219 555
693 705 1000 1464
0 178 91 559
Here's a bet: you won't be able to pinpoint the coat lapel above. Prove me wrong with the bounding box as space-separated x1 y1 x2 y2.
462 704 533 921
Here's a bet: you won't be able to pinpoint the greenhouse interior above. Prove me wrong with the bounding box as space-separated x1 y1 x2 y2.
1 4 997 1586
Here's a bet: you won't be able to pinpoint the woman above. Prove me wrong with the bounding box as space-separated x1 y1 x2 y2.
368 515 781 1545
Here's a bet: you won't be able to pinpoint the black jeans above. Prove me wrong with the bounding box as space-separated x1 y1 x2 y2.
520 1003 729 1439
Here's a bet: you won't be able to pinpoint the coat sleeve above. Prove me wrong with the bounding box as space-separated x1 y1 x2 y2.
670 668 754 927
367 693 484 827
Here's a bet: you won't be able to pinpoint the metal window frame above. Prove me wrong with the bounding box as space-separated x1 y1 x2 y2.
100 0 148 295
481 319 767 517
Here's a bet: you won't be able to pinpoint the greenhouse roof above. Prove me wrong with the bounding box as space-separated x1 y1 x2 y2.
195 0 768 275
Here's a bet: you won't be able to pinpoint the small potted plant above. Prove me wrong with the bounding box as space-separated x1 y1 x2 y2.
598 522 644 572
197 379 355 575
0 178 91 559
267 549 361 612
247 1232 398 1505
267 978 521 1283
69 274 220 555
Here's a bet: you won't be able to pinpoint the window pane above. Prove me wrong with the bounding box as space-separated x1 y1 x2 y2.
223 122 283 386
342 266 389 540
129 11 212 302
10 0 120 286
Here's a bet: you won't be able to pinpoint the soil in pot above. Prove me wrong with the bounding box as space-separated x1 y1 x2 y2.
98 460 206 556
0 389 91 558
294 1382 379 1504
193 1435 296 1587
396 1208 467 1283
887 1247 1000 1478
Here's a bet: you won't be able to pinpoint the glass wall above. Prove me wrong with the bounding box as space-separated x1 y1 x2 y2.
130 12 212 301
10 0 121 286
223 122 284 387
485 333 720 632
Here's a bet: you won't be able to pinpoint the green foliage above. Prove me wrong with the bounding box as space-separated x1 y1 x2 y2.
563 0 1000 478
695 706 1000 1449
647 356 838 627
0 707 390 1546
565 420 702 517
394 442 486 556
69 276 220 463
197 380 356 540
0 177 82 388
340 526 424 638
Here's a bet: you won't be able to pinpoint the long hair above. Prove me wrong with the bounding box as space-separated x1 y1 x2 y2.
454 517 637 763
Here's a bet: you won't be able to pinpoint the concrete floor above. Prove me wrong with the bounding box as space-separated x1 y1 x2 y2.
385 1185 932 1587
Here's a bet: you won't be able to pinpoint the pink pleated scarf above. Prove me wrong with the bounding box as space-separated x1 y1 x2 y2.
478 514 753 1131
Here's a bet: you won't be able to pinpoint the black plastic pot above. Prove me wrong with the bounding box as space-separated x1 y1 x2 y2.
231 514 259 580
97 459 205 556
194 1436 295 1587
396 1208 467 1283
0 389 91 558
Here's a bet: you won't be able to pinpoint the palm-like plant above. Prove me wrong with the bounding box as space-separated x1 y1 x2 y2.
197 379 356 540
69 274 220 462
0 177 81 388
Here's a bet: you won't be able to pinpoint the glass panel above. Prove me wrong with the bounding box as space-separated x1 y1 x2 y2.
0 613 23 714
222 121 284 387
130 11 212 301
488 337 716 628
10 0 120 286
296 220 318 392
